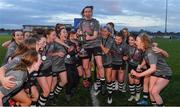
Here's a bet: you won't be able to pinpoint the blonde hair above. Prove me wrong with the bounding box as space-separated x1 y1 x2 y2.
138 33 152 50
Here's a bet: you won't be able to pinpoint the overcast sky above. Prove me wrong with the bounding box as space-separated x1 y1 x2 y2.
0 0 179 32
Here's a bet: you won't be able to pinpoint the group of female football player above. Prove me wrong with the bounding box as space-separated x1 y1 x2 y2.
0 6 172 106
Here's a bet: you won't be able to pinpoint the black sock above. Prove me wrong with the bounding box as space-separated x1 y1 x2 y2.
107 81 112 95
100 78 105 87
86 77 92 88
143 92 149 100
157 103 164 107
54 84 63 96
83 77 87 83
151 101 157 106
129 84 135 96
96 78 101 90
49 91 54 100
118 82 124 91
136 83 141 94
37 95 48 106
112 81 115 90
31 101 37 105
87 77 92 82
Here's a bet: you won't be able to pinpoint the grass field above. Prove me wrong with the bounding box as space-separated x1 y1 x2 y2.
0 35 180 106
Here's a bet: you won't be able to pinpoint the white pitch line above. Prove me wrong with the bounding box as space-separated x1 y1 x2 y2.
90 85 100 107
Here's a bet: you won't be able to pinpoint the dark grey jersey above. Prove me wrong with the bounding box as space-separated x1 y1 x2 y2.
111 42 128 65
101 36 114 66
128 45 144 67
78 18 101 48
4 56 21 71
40 42 55 71
3 41 18 65
144 49 172 76
52 42 67 72
0 70 27 96
64 41 78 64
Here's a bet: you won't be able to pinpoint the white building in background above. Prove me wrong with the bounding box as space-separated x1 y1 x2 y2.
23 25 54 32
23 24 72 32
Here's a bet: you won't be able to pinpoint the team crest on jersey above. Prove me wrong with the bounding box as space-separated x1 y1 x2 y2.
42 56 47 61
148 53 152 57
119 48 122 51
90 22 93 26
90 22 95 30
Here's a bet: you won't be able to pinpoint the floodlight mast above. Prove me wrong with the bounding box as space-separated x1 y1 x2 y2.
165 0 168 34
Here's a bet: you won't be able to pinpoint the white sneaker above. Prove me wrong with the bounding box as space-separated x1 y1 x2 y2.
119 88 126 93
107 96 112 104
119 88 123 92
135 93 141 101
128 95 135 102
122 88 127 93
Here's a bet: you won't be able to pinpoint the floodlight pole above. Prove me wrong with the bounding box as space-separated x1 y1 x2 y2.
165 0 168 34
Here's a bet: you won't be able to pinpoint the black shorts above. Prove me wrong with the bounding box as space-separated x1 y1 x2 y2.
65 63 77 72
38 66 52 77
84 47 102 59
152 74 171 80
52 70 66 77
112 63 126 70
103 64 112 68
76 57 82 67
23 79 37 89
25 72 38 89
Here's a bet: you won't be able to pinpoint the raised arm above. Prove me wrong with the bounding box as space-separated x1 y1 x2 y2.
152 47 169 58
55 38 70 49
2 40 12 48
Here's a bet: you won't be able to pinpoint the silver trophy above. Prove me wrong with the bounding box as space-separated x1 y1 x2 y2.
79 48 88 57
78 34 88 57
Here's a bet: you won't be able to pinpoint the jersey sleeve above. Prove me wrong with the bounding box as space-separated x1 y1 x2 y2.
78 20 83 32
147 52 157 65
106 38 114 50
0 71 26 96
123 43 129 55
94 20 100 32
4 57 21 71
